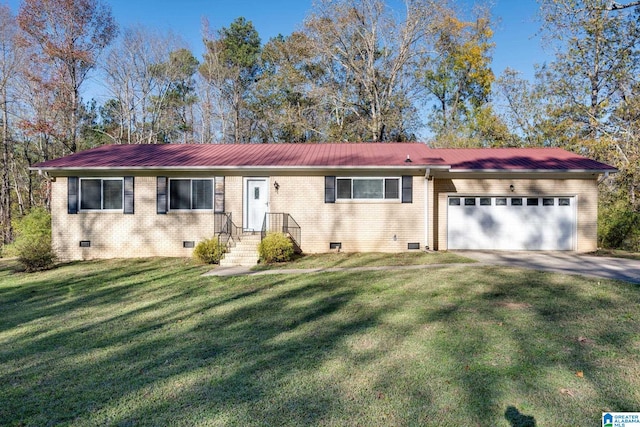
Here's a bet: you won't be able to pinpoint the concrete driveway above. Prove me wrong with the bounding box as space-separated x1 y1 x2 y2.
459 251 640 284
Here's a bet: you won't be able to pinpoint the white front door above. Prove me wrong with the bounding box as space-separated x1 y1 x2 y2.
245 178 269 231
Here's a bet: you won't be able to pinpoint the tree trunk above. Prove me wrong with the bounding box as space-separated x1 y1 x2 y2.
234 83 241 144
1 85 11 244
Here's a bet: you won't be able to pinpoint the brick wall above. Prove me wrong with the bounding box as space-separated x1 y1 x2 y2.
269 174 426 253
52 174 427 260
50 172 600 260
52 176 245 260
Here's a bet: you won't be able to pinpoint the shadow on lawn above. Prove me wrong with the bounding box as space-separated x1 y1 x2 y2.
1 260 639 426
505 406 536 427
1 261 398 425
424 265 639 425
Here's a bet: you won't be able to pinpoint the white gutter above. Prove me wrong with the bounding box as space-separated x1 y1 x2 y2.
447 168 618 174
424 169 430 250
597 171 611 184
31 164 447 173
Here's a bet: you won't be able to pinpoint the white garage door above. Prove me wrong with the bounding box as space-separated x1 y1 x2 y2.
447 196 576 250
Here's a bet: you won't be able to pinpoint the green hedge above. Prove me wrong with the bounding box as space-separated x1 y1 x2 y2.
258 232 294 264
13 208 56 272
193 237 227 264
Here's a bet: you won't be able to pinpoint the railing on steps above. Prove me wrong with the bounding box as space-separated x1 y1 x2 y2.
216 213 243 248
261 213 302 252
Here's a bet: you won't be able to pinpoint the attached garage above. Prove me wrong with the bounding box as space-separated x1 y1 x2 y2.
431 147 616 253
447 195 576 250
33 143 616 260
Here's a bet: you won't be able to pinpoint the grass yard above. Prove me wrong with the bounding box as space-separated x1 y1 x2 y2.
253 250 474 270
1 257 639 426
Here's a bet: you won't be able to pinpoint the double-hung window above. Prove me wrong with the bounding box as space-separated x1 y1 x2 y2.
80 178 123 210
336 178 400 200
169 179 213 210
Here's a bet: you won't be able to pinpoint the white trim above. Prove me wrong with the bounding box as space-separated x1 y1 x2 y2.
243 177 269 232
447 168 616 174
34 165 445 174
424 176 429 250
34 165 617 174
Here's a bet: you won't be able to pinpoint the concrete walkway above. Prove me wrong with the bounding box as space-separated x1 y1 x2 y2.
459 251 640 284
204 252 640 284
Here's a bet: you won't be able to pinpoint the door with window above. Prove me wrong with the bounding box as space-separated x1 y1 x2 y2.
245 178 268 231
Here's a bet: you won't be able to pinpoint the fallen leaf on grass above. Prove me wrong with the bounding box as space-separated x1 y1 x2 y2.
576 371 584 378
560 388 575 397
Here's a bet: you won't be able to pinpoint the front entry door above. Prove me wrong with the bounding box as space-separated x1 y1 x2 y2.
245 178 269 231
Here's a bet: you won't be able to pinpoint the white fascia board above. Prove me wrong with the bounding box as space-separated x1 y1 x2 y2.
447 168 618 174
31 164 444 174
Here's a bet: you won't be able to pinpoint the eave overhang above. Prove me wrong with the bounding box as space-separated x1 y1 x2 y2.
446 168 618 174
31 164 451 174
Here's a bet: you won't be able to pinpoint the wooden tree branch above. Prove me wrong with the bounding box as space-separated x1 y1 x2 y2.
606 1 640 10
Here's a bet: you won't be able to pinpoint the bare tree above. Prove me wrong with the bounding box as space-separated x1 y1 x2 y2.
305 0 444 141
17 0 117 153
102 26 187 143
0 5 24 244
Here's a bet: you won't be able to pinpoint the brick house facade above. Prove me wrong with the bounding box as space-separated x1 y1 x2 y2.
33 143 615 261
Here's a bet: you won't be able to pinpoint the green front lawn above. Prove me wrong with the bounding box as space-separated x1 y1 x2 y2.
1 257 638 426
254 250 474 270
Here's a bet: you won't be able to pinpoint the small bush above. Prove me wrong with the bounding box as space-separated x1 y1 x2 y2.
193 237 227 264
258 232 294 264
13 207 56 272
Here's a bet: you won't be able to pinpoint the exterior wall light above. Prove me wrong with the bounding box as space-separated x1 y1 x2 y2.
274 181 280 191
509 184 515 192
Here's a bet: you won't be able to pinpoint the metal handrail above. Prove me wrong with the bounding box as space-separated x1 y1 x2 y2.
217 213 242 247
261 213 301 251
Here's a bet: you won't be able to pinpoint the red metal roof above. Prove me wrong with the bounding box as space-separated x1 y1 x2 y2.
33 143 447 169
436 147 615 171
32 143 616 172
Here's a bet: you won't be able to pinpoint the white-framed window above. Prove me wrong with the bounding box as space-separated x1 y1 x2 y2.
169 178 214 210
79 178 123 211
335 177 400 200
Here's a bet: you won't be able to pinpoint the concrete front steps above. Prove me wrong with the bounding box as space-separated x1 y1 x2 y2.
219 233 261 267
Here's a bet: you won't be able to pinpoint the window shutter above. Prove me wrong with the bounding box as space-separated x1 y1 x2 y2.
214 176 225 213
157 176 168 214
124 176 134 214
325 176 336 203
402 176 413 203
68 176 79 214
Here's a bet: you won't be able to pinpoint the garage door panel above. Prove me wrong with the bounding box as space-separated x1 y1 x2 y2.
447 196 576 251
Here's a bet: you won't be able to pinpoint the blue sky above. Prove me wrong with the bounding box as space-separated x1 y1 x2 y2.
7 0 551 95
100 0 550 78
7 0 550 76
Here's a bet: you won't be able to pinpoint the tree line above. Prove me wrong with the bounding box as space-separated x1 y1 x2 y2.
0 0 638 250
